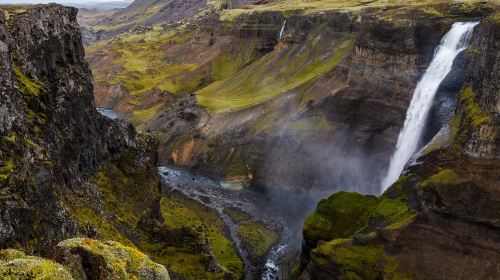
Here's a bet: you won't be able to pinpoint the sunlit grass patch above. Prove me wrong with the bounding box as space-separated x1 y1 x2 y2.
197 34 354 113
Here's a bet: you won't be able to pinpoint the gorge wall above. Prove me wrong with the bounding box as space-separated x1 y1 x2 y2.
299 10 500 280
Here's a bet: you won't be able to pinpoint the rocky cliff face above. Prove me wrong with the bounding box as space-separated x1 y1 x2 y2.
0 4 172 278
299 10 500 279
0 4 136 248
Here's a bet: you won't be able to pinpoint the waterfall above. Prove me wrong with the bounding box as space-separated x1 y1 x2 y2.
279 20 286 40
381 21 479 192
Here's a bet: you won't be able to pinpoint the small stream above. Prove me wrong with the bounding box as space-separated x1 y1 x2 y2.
158 165 313 279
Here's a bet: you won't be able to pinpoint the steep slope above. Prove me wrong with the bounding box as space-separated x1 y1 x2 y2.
299 11 500 279
0 4 139 248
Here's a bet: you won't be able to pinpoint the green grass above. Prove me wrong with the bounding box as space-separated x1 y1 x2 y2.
88 28 204 106
303 191 416 244
130 104 163 131
211 39 259 81
237 221 279 258
160 195 244 278
66 150 160 248
421 169 460 188
313 244 411 280
2 133 16 144
219 0 448 21
197 34 354 113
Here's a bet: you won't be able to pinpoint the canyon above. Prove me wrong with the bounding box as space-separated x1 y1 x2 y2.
0 0 498 279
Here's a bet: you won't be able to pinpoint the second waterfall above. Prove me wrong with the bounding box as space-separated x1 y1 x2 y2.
381 21 479 192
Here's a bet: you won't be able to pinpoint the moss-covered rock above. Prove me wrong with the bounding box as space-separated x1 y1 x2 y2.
237 221 279 259
303 192 416 253
56 238 170 280
0 249 74 280
158 193 244 279
307 243 411 280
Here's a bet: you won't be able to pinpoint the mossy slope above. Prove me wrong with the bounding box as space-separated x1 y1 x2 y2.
57 238 170 280
0 249 74 280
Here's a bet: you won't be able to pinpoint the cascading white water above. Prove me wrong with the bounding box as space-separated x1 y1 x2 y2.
279 20 286 40
381 21 479 192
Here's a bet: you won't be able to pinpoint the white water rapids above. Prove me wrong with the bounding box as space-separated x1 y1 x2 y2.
381 21 479 192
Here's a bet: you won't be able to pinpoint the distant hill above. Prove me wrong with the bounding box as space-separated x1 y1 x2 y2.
65 1 132 10
0 0 132 10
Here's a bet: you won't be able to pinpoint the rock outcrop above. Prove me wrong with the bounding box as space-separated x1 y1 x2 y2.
0 4 174 279
0 239 171 280
0 3 137 249
56 238 170 280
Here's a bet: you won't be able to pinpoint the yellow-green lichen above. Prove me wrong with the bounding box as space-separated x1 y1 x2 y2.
2 132 16 143
0 159 15 181
0 249 74 280
57 238 169 279
13 65 44 98
451 85 491 148
459 86 490 127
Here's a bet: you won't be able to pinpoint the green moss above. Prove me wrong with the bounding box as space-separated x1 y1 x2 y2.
459 86 490 127
451 85 491 148
2 133 16 143
0 249 74 280
224 207 252 224
0 159 15 181
237 221 279 258
58 238 169 279
313 244 411 280
65 148 160 247
160 195 244 278
13 65 44 98
421 169 460 188
303 192 416 244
